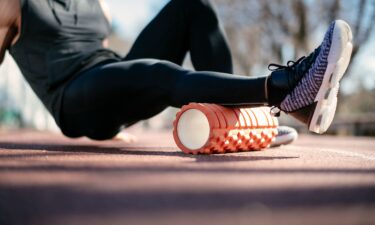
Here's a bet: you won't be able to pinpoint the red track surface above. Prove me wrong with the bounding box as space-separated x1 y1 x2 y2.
0 129 374 225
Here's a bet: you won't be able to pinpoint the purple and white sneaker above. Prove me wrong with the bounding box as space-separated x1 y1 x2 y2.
267 20 353 134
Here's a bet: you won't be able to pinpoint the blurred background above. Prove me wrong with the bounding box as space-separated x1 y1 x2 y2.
0 0 374 136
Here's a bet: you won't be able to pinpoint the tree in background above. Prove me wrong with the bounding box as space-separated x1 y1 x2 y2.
213 0 375 77
212 0 375 132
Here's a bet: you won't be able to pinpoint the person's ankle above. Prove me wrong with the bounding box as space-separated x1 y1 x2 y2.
266 73 289 106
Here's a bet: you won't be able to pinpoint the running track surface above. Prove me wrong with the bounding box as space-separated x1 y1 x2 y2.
0 129 374 225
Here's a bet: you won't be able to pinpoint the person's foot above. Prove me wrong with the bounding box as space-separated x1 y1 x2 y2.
270 126 298 148
268 20 353 134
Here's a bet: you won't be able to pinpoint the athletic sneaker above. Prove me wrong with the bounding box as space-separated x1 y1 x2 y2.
268 20 353 134
270 126 298 148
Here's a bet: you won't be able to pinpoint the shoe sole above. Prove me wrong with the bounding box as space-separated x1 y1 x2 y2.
309 20 353 134
270 127 298 148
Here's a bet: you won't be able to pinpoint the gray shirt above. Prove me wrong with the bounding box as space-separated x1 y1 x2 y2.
9 0 120 127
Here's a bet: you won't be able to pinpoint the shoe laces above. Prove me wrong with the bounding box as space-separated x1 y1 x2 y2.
267 58 306 118
267 47 321 117
267 56 306 72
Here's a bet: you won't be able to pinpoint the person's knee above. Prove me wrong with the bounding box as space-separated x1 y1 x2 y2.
131 59 188 107
149 60 182 75
129 59 182 80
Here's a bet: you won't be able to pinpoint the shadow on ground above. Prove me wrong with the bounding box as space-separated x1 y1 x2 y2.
0 141 299 163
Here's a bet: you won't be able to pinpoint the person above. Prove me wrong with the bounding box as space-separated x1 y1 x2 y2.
0 0 352 141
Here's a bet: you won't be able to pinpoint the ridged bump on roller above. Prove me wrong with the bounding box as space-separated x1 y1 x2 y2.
173 103 279 155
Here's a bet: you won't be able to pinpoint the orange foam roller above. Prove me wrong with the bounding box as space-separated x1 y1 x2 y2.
173 103 278 154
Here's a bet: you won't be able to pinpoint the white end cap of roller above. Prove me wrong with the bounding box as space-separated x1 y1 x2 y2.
177 109 210 150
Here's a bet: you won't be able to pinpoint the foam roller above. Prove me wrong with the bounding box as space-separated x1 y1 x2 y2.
173 103 278 154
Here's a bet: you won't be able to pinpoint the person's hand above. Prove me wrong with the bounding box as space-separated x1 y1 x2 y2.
113 130 138 143
0 0 21 64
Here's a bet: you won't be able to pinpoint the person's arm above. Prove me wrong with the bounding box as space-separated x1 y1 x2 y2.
98 0 111 48
0 0 21 64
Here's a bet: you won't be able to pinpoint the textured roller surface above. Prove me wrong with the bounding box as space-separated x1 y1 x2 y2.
173 103 278 154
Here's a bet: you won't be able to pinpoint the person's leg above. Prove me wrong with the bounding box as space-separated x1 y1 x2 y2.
125 0 233 73
60 20 353 140
61 59 267 140
60 0 237 140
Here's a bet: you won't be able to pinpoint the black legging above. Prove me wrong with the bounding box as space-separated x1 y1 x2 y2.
61 0 268 140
